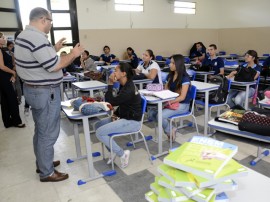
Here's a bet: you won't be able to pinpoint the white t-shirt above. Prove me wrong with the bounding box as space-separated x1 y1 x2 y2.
137 60 162 84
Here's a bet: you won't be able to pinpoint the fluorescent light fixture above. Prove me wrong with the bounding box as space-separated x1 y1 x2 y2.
174 7 195 14
115 4 143 11
115 0 143 4
174 1 195 8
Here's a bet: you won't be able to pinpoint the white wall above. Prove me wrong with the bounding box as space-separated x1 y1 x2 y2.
218 0 270 28
76 0 270 29
77 0 220 29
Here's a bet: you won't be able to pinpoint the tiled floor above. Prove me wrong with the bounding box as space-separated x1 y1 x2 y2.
1 98 270 202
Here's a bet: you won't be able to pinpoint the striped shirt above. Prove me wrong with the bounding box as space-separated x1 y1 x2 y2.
14 25 62 85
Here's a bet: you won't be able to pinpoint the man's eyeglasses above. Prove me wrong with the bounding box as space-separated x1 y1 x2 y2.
45 18 53 24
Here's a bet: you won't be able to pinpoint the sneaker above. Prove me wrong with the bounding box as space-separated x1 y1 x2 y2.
24 108 30 116
120 150 130 169
107 153 117 165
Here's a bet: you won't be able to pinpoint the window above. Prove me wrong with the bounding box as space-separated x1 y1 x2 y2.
115 0 143 12
0 0 22 32
16 0 79 48
174 1 196 14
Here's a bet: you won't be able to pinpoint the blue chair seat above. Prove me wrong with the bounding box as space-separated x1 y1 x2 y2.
168 111 191 119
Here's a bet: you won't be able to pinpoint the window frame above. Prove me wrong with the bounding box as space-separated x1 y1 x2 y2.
173 1 196 15
114 0 144 12
0 0 23 31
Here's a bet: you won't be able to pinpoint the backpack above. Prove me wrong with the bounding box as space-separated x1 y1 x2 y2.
234 66 257 82
189 64 212 72
208 75 230 104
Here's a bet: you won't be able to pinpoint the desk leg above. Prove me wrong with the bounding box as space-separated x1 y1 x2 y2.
74 123 82 158
72 84 75 98
82 117 95 178
250 147 270 166
76 117 116 185
245 85 250 110
90 90 94 97
152 102 169 159
204 91 209 136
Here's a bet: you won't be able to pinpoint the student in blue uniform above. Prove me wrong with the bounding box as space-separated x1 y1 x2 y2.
126 47 139 69
227 50 261 107
148 54 191 141
99 45 118 65
135 49 162 84
201 44 224 78
189 42 206 62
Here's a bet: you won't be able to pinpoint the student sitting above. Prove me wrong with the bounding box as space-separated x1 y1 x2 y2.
60 51 77 75
99 45 119 65
80 50 97 72
227 50 261 108
201 44 224 78
189 42 206 62
126 47 139 69
148 54 191 141
95 63 142 168
134 49 162 84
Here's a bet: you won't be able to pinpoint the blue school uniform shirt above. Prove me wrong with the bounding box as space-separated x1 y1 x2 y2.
263 56 270 67
100 54 116 64
191 47 206 58
167 74 191 104
202 56 224 75
130 53 139 68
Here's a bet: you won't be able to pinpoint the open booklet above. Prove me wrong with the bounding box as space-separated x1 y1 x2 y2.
215 109 245 125
139 89 179 100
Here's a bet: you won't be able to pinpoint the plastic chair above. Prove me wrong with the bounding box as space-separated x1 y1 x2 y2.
161 72 169 84
195 80 232 119
165 58 171 65
184 57 191 64
111 61 119 65
224 60 238 66
219 51 226 55
229 54 238 59
155 55 163 61
187 70 196 81
263 54 270 57
105 96 153 170
167 85 199 148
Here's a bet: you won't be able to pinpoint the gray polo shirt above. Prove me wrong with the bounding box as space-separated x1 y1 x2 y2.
14 25 62 85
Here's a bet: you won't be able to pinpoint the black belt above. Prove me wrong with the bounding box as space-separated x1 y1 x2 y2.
24 83 60 88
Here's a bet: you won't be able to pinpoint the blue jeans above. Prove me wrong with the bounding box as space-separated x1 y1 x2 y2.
148 103 189 135
24 84 61 178
227 88 255 108
95 117 140 157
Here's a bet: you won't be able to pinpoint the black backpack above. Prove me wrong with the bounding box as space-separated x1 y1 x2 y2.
189 64 212 72
208 75 230 104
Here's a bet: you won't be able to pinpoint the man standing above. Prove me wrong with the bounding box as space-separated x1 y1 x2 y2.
14 7 84 182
